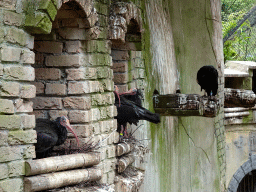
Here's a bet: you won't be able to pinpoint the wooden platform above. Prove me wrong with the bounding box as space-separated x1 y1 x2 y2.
153 93 220 117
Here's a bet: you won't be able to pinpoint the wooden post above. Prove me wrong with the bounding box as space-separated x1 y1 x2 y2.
25 153 100 176
117 155 135 173
116 142 134 156
24 168 102 192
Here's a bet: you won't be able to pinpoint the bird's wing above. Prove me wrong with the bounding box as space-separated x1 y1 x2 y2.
36 131 58 153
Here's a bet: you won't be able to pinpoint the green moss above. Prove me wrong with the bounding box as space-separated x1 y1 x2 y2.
25 12 52 34
243 110 253 123
39 0 57 21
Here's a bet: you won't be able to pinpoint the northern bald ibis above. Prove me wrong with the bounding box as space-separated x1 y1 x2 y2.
114 86 160 137
197 65 218 96
35 116 79 158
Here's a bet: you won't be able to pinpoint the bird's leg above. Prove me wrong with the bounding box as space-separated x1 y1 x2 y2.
124 126 128 138
120 125 124 136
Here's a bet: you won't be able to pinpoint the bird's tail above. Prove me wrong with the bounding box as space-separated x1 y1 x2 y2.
136 107 161 124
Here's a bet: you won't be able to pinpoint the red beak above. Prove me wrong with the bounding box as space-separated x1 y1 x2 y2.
65 121 80 147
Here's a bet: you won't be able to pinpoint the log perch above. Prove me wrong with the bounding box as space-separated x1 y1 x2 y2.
116 142 134 156
118 155 135 173
25 153 100 176
225 88 256 107
153 93 220 117
24 168 102 192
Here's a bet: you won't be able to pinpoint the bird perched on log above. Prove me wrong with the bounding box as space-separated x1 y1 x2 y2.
114 86 160 137
35 116 80 159
197 65 218 96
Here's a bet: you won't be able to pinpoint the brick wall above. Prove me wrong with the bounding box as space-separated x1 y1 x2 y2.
0 0 146 191
0 1 36 191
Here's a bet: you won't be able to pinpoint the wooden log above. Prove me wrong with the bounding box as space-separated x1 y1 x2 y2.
225 88 256 107
24 168 102 192
116 142 134 156
25 153 100 176
224 107 248 113
117 155 135 173
153 93 219 117
224 111 250 118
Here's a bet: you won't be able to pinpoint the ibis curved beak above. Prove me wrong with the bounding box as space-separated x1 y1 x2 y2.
65 121 80 147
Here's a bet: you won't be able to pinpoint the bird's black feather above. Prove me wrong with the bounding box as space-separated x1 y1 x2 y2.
114 89 160 133
35 118 68 158
197 65 218 96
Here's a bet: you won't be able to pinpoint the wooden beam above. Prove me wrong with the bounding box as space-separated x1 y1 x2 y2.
225 88 256 108
24 168 102 192
25 153 100 176
116 142 134 156
117 155 135 173
153 94 219 117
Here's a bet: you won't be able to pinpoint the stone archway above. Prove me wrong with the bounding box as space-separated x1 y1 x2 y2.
228 154 256 192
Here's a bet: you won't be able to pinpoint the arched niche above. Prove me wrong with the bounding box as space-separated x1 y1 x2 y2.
228 154 256 192
30 0 101 156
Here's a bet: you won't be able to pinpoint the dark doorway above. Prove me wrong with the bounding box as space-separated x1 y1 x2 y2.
237 170 256 192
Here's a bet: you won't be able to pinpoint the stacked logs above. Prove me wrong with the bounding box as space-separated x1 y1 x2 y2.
24 153 102 192
116 142 135 173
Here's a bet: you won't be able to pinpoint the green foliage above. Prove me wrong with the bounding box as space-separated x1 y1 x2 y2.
222 0 256 62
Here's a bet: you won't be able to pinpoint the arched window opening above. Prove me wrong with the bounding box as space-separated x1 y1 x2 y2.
237 170 256 192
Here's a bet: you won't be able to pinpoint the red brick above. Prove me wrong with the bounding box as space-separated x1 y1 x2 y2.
45 55 83 67
56 9 80 19
35 68 61 80
116 84 128 93
58 27 100 40
35 53 44 65
64 41 81 53
68 110 90 123
32 97 62 109
58 18 79 28
49 110 68 120
68 82 90 94
111 50 129 60
66 68 97 80
45 83 66 95
14 99 33 113
112 61 128 73
34 41 63 54
32 110 47 119
63 96 91 110
69 124 92 138
20 85 36 98
113 73 128 84
32 82 44 94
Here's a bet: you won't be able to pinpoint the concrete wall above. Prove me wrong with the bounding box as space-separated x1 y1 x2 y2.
139 0 225 191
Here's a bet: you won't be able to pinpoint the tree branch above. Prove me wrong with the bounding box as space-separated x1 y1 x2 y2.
223 5 256 43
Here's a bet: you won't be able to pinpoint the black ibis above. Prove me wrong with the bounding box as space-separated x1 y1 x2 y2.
114 86 160 137
197 65 218 96
35 116 79 158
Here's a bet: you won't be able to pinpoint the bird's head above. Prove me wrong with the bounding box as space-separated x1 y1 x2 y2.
59 116 80 147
